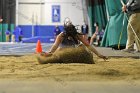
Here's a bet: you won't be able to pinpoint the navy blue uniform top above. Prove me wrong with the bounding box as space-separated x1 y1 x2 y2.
60 32 79 48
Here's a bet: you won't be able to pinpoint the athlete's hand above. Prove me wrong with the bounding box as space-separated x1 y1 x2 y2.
40 52 52 57
98 54 108 61
122 5 127 12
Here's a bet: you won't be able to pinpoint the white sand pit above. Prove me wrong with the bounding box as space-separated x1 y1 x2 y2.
0 55 140 81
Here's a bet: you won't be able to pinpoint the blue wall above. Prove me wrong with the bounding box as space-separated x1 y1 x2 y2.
19 25 64 38
17 25 64 43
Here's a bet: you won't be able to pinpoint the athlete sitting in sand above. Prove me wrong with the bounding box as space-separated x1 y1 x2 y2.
39 18 107 62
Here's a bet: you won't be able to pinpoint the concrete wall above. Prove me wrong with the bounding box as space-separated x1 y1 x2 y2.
18 0 84 25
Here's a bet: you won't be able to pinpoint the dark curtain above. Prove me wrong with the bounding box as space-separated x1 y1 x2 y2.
0 0 16 24
0 0 16 42
87 0 107 34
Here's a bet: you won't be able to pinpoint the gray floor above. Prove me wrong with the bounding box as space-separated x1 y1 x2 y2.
0 42 52 56
0 80 140 93
0 42 140 58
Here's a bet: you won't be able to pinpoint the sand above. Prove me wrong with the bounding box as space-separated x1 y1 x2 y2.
0 55 140 82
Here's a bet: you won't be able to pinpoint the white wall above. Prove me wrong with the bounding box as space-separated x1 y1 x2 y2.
18 0 84 25
18 0 45 25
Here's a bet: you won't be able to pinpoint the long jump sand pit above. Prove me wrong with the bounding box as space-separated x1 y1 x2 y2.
0 55 140 81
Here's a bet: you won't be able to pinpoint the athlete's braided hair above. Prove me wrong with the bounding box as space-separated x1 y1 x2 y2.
63 18 81 44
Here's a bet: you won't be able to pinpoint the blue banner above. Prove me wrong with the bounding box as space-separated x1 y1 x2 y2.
52 5 60 22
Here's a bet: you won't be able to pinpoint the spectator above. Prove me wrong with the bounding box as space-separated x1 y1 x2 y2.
122 0 140 53
0 18 3 23
5 30 10 42
90 22 99 45
54 25 61 38
0 17 3 36
18 27 23 42
81 22 89 40
97 27 105 46
11 30 16 43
